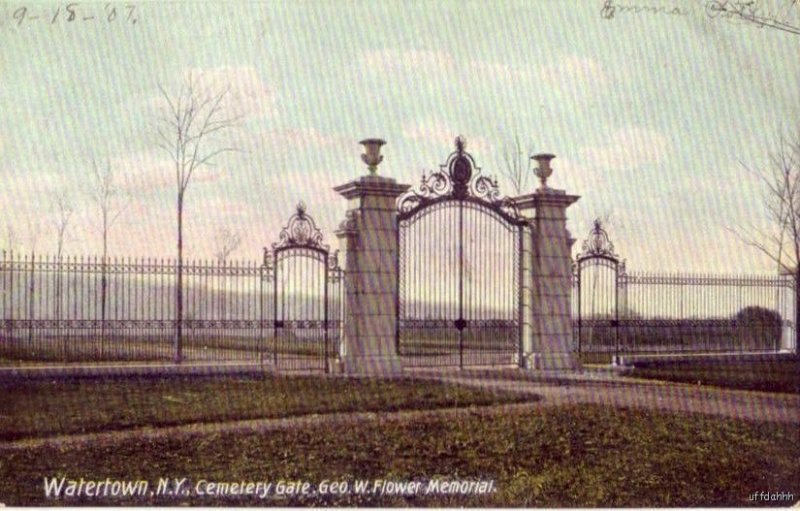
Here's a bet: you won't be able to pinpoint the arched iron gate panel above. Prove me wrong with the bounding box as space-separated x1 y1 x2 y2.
397 137 526 368
264 203 342 372
573 220 625 361
573 220 795 359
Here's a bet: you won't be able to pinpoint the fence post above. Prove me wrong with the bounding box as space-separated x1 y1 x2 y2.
27 253 35 349
333 173 410 375
514 187 580 370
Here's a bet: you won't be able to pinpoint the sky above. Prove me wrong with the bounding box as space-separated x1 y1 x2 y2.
0 0 798 273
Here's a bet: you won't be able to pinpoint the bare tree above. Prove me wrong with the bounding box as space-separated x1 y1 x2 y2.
25 217 41 256
51 192 73 259
3 223 17 256
157 73 238 362
497 133 533 195
48 192 73 334
24 217 41 344
213 227 242 321
214 227 241 264
729 127 800 334
87 158 129 264
87 158 130 353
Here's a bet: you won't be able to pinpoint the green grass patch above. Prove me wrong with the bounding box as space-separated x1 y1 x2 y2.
1 404 797 506
626 356 800 394
0 374 532 441
0 335 338 364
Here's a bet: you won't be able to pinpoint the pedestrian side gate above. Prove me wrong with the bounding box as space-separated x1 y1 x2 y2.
264 203 342 372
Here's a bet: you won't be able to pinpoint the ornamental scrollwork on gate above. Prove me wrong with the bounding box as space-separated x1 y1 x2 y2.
398 135 520 219
272 202 328 252
328 250 341 271
577 219 619 261
575 220 627 279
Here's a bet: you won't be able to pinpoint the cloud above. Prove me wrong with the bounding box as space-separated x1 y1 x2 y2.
185 66 277 119
358 48 537 86
469 60 537 84
196 196 252 221
541 54 608 89
359 49 456 76
579 126 671 170
259 127 346 151
402 121 491 154
110 151 223 193
140 66 277 121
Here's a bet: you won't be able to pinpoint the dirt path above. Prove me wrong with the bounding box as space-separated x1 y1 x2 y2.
2 374 797 452
426 374 800 424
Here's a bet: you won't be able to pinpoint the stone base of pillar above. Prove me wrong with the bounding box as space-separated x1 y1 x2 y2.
523 351 582 371
339 354 404 376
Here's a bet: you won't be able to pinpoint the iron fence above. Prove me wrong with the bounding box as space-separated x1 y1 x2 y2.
0 251 342 368
572 221 796 362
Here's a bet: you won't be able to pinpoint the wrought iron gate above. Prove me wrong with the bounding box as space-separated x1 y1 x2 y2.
396 137 526 368
573 220 793 361
264 203 342 372
573 220 624 360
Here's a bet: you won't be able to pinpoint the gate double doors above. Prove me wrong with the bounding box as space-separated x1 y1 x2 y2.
397 138 526 368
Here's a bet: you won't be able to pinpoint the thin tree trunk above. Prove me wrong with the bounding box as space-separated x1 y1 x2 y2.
100 229 107 358
27 253 34 346
174 195 183 363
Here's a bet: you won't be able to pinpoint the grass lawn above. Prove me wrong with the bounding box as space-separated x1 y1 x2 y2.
0 374 534 441
0 404 797 507
625 356 800 394
0 335 341 364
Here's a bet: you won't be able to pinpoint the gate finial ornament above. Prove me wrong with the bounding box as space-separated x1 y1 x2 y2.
273 202 327 251
454 135 466 153
532 153 556 190
577 219 620 261
360 138 386 175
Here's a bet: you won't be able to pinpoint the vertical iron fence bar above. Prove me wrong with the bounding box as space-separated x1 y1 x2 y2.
324 253 330 373
273 252 278 366
100 256 106 359
27 253 34 349
260 258 265 365
577 265 582 356
457 201 464 369
517 224 524 367
614 261 620 361
395 220 401 356
8 252 14 352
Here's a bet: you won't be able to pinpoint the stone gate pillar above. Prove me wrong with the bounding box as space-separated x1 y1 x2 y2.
333 139 410 375
515 154 581 370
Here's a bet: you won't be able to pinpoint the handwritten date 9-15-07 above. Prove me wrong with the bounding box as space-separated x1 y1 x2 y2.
10 4 138 27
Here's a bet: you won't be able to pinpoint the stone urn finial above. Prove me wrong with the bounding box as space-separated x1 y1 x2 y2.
531 153 556 190
360 138 386 175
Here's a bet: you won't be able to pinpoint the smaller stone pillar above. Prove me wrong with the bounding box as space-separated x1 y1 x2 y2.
333 173 409 375
334 210 358 363
780 323 795 353
516 212 535 364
